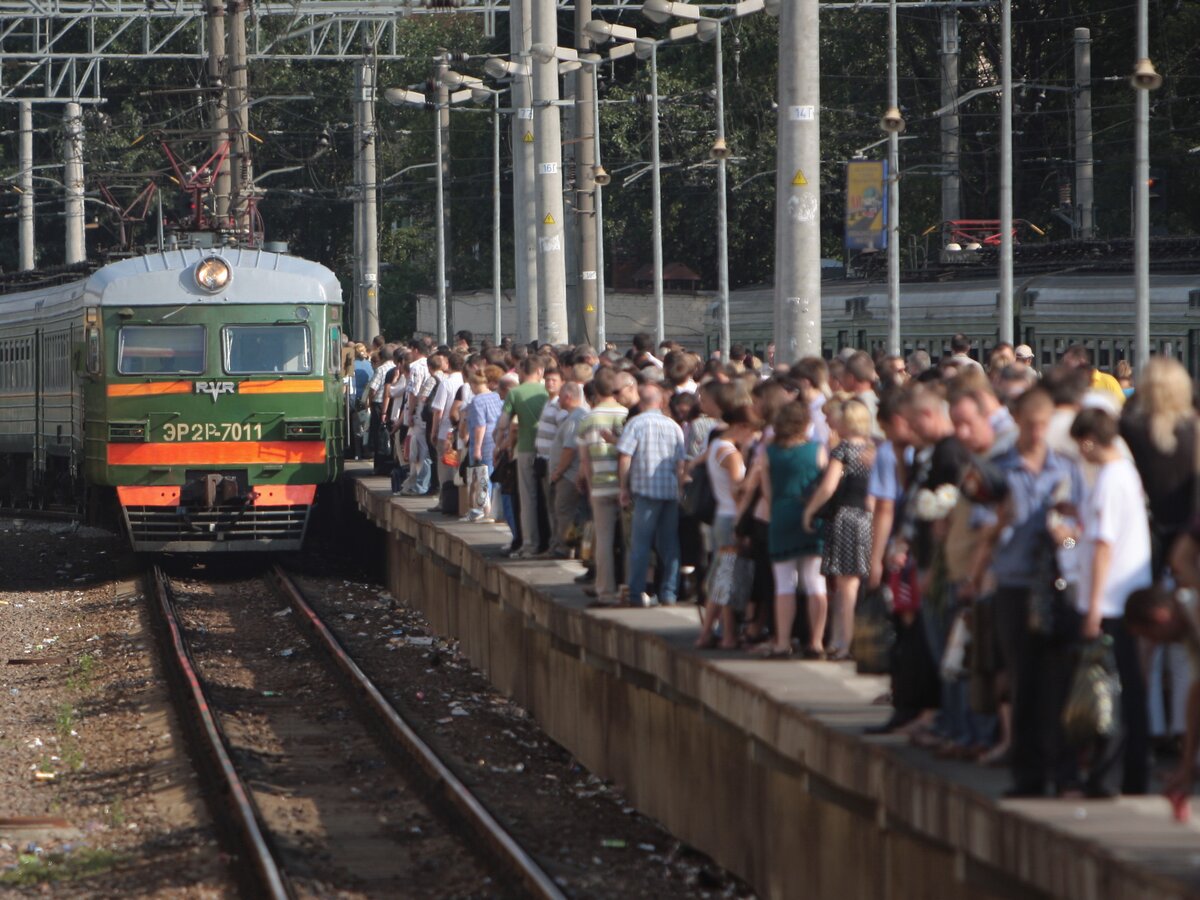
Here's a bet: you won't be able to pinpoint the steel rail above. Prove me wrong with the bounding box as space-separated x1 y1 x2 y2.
268 563 567 900
149 566 292 900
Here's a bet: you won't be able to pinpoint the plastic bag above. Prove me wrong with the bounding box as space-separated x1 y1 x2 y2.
853 586 896 676
1062 636 1122 746
940 609 970 683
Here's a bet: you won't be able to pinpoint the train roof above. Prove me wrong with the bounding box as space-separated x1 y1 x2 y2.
0 248 341 322
84 247 342 308
722 272 1200 327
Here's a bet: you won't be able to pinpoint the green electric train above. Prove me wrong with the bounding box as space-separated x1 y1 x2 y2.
0 246 345 552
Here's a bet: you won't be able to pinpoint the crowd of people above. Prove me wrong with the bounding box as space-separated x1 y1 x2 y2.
343 327 1200 802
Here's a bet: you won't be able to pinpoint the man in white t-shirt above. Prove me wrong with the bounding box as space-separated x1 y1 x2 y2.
1068 406 1151 797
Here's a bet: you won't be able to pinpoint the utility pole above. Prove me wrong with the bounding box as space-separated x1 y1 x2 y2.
18 101 34 271
1133 0 1159 371
510 0 538 343
998 0 1014 345
773 0 822 364
562 71 580 336
226 0 252 236
63 102 86 265
714 26 731 361
435 54 451 345
886 0 901 356
648 44 665 348
531 1 569 345
1074 27 1095 240
491 90 503 344
939 7 960 230
353 65 364 335
206 0 230 226
359 60 380 342
574 0 598 344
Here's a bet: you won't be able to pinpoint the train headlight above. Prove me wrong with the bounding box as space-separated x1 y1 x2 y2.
195 257 232 293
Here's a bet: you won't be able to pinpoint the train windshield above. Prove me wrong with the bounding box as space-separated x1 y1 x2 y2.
117 325 206 375
223 325 312 375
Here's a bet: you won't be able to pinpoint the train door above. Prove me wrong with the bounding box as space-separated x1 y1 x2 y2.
32 328 42 493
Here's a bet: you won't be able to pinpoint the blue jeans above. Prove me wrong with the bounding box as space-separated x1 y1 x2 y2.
627 495 680 604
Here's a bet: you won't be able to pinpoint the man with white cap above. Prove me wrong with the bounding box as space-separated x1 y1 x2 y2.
1014 344 1038 377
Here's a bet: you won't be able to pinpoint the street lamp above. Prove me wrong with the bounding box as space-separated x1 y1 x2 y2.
471 84 510 344
384 71 473 345
590 21 668 347
647 0 765 361
1132 0 1161 371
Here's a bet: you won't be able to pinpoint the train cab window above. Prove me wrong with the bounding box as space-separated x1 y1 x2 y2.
223 325 311 375
86 326 101 375
117 325 206 375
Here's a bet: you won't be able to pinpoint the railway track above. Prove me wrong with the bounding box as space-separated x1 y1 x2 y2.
150 562 565 900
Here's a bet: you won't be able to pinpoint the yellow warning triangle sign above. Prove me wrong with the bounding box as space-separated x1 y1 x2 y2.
523 131 535 143
791 169 808 186
543 213 556 225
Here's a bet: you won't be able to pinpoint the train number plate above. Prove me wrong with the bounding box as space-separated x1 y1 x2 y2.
161 422 265 442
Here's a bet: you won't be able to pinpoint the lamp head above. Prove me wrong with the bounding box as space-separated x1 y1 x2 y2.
1131 58 1163 91
593 165 612 186
709 137 730 160
696 20 719 43
484 57 527 79
879 105 906 134
384 87 427 108
641 0 674 24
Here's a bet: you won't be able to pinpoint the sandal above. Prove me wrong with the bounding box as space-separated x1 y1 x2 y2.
694 634 719 650
800 646 824 660
826 649 854 662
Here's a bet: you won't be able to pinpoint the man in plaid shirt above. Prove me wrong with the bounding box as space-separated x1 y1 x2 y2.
617 382 686 606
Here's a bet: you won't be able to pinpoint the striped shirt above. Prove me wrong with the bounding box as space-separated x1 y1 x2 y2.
616 409 685 501
578 402 629 499
535 397 569 460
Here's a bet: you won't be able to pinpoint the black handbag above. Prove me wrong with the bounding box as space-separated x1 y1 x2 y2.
1027 531 1076 643
681 463 716 524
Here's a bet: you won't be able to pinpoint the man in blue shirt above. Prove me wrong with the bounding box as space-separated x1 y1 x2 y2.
971 386 1085 797
616 382 686 606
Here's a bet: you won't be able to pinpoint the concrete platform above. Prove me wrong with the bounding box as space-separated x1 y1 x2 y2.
351 467 1200 900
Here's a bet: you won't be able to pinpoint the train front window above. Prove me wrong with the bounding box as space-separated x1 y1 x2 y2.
223 325 312 375
117 325 206 375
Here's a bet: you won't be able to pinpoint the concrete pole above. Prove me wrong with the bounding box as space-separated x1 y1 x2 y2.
1134 0 1151 370
206 0 230 226
649 43 665 348
773 0 822 364
509 0 538 343
435 58 450 346
939 7 960 230
18 101 34 272
360 61 380 342
63 102 86 265
574 0 598 344
1074 27 1095 240
998 0 1014 345
492 90 503 344
226 0 252 236
437 56 453 344
886 0 901 356
531 0 569 345
562 71 580 335
714 27 731 361
353 67 364 336
591 62 608 351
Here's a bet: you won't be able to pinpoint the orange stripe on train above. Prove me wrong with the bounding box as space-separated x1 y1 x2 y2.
107 441 327 466
107 381 193 397
117 485 181 506
237 379 325 394
116 484 316 507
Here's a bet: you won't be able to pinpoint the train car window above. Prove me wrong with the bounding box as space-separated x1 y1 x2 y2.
118 325 206 375
223 325 311 375
329 327 340 375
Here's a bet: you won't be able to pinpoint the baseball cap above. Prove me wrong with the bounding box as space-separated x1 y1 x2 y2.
1015 344 1034 360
